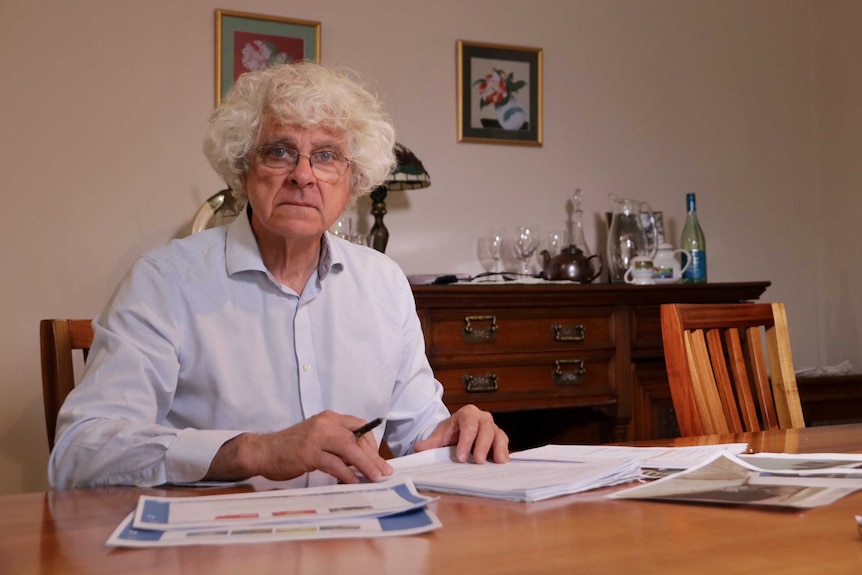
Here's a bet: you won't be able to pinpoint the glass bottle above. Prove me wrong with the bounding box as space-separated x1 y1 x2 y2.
680 193 707 283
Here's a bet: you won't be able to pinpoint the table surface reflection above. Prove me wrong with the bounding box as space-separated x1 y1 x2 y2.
3 423 862 575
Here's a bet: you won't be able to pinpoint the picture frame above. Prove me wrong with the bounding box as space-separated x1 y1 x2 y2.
215 10 321 106
457 40 543 146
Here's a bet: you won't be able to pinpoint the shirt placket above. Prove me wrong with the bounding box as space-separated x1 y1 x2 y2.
294 296 324 419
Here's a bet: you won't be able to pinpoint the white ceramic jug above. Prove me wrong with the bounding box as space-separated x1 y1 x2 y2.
652 242 691 283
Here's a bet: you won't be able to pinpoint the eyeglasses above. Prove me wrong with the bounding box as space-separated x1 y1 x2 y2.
253 144 352 183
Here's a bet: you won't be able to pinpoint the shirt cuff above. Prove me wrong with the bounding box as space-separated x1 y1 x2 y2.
164 428 244 484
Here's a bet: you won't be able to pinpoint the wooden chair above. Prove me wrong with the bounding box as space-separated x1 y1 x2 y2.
660 303 805 437
39 319 93 450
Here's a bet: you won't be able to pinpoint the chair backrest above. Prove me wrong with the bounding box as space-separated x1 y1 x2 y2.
40 319 94 450
660 302 805 437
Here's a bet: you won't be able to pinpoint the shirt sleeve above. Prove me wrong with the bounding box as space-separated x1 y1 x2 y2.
48 256 240 489
381 271 451 457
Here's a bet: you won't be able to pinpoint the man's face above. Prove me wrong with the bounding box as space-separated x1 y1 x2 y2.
242 119 352 244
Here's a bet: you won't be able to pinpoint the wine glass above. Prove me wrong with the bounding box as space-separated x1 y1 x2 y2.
512 225 539 275
484 228 505 281
544 230 564 257
330 212 353 239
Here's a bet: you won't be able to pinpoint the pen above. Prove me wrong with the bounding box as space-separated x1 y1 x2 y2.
352 417 384 439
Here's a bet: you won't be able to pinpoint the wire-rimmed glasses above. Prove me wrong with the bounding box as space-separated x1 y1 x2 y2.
254 144 352 183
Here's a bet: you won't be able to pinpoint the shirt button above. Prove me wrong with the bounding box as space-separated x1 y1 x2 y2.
303 363 312 372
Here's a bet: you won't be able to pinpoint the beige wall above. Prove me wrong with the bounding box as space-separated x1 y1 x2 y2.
1 0 858 494
812 1 862 365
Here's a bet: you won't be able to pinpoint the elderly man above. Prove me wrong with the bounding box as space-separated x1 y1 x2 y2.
49 62 508 489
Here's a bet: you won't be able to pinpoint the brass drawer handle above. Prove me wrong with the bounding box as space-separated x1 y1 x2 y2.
462 372 499 393
552 323 586 342
463 315 497 343
553 359 585 386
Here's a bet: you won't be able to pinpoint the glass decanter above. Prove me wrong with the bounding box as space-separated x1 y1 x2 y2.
570 188 599 277
570 189 591 256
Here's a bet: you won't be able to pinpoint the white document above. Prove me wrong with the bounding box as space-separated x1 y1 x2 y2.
390 446 640 502
511 443 749 480
738 452 862 476
132 478 435 531
609 452 862 509
510 443 749 471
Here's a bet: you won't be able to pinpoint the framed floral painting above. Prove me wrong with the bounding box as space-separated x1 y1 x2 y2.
215 10 321 106
457 40 543 146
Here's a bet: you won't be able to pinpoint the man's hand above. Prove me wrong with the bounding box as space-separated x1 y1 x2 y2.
413 405 509 464
205 411 393 484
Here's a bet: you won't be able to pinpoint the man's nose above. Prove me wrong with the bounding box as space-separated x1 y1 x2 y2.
289 155 316 184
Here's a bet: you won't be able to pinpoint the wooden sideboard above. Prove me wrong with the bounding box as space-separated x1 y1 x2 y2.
412 281 771 447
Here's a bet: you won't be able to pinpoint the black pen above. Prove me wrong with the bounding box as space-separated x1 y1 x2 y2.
352 417 384 439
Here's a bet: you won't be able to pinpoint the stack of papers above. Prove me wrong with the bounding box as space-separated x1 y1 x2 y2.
389 443 748 502
107 478 440 547
610 452 862 509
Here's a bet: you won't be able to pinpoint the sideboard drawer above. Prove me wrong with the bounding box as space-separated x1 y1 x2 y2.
435 355 615 412
422 307 615 356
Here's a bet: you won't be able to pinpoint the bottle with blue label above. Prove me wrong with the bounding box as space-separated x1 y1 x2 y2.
680 193 707 283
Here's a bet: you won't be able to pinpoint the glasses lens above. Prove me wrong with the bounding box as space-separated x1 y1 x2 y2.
258 145 297 171
256 146 348 182
310 151 347 183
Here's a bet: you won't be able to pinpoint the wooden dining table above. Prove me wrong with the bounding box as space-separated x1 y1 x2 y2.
4 423 862 575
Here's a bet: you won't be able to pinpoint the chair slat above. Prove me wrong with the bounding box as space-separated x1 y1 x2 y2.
745 325 779 429
688 329 730 435
724 328 761 432
705 327 744 433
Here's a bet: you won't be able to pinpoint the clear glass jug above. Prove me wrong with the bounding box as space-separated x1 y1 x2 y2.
606 194 658 283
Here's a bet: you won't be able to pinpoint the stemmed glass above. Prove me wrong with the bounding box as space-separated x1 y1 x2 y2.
512 225 539 275
484 228 505 281
544 231 564 257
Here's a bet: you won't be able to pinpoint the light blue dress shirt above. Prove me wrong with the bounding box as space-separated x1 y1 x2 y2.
48 210 450 489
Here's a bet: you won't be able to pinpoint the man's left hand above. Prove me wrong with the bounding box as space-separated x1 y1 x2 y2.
413 405 509 464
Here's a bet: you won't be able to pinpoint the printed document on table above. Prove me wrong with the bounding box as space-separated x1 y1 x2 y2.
107 506 441 548
510 443 749 471
737 452 862 476
609 452 862 509
133 478 435 531
390 446 640 502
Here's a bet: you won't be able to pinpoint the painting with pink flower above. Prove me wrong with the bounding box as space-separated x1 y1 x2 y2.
232 32 304 81
457 40 543 146
216 10 320 105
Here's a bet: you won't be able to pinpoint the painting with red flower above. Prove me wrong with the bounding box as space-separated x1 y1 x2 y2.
216 10 320 106
457 40 543 146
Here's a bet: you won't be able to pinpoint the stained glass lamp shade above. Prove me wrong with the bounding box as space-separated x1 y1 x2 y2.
369 143 431 253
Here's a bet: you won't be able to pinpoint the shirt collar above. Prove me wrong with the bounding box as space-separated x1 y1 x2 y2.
225 206 342 281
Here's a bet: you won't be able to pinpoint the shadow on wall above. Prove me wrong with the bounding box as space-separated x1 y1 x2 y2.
825 273 861 367
0 393 50 493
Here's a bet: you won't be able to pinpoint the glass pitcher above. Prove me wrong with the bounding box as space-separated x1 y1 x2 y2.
606 194 658 283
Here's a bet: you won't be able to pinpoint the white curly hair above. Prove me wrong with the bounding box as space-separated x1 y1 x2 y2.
203 61 396 202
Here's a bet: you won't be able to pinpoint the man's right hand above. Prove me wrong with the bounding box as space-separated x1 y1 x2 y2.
204 410 393 484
